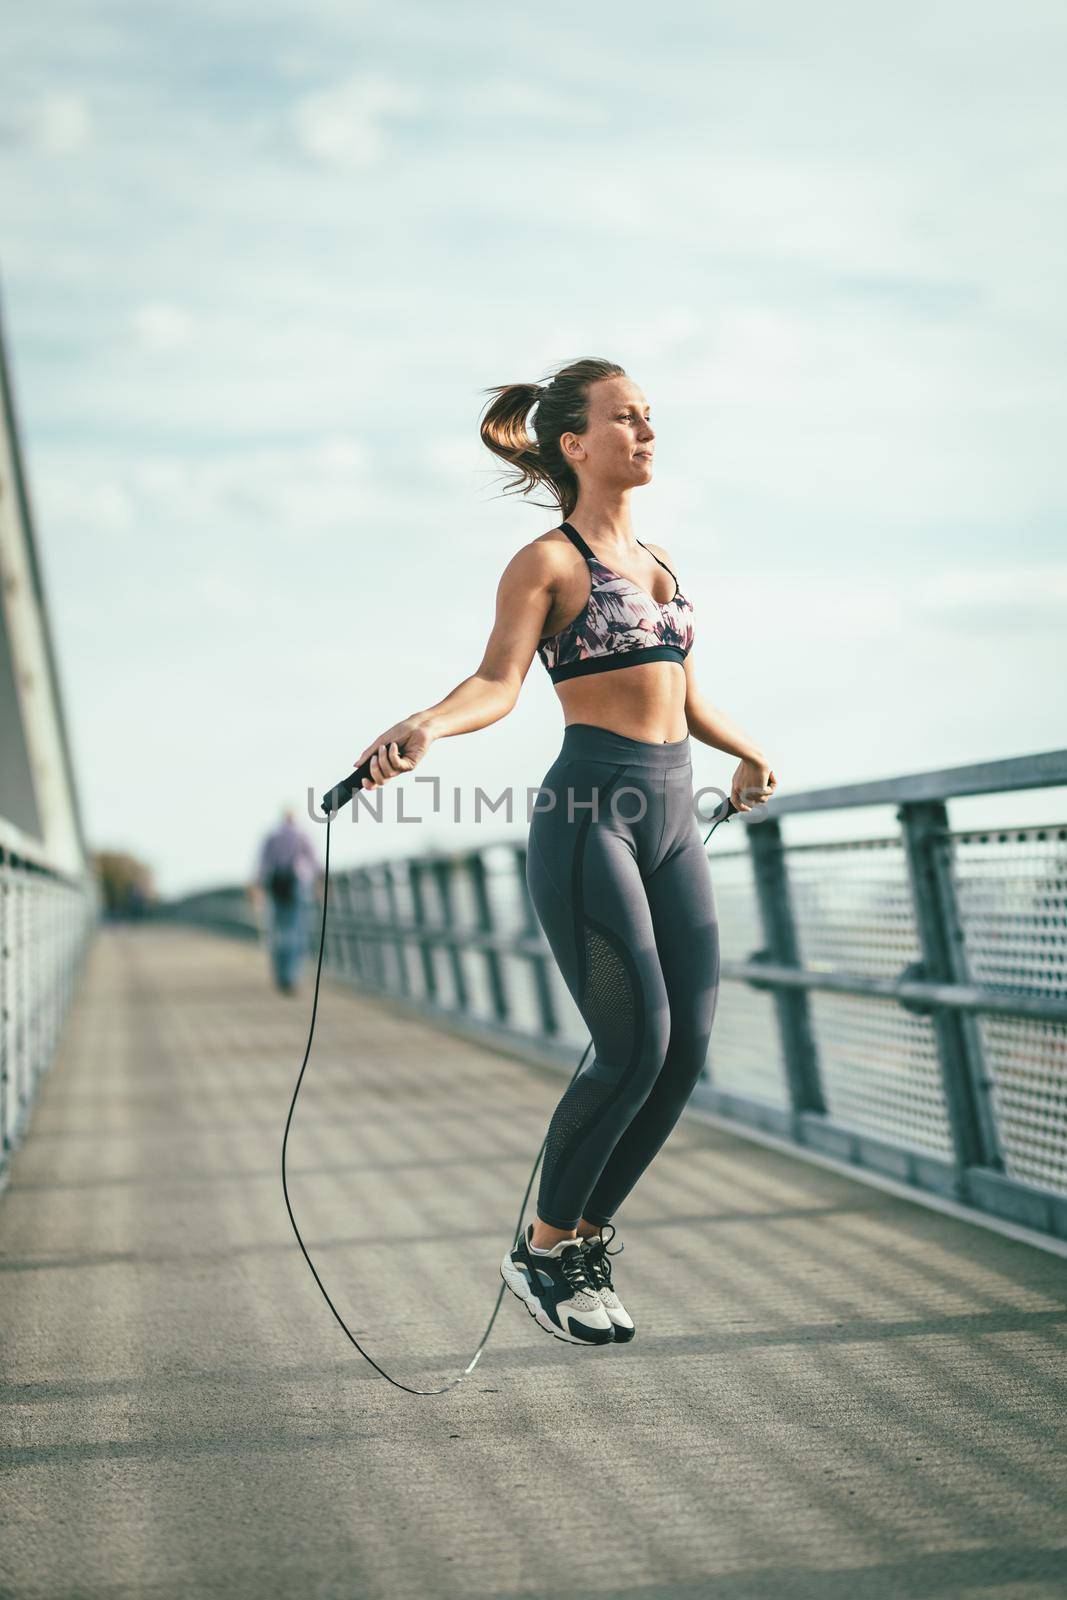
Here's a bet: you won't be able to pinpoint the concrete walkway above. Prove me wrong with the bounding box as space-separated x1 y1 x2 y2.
2 924 1065 1600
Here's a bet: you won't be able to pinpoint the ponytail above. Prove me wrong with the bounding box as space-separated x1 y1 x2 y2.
478 357 626 520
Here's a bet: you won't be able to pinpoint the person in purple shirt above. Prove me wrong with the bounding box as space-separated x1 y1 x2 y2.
249 806 321 995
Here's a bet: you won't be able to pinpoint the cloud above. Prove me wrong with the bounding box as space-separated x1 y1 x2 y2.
423 433 485 485
913 566 1067 634
455 80 608 125
145 434 373 540
622 309 704 362
35 476 137 537
131 302 195 353
34 433 379 562
290 74 422 168
33 91 92 153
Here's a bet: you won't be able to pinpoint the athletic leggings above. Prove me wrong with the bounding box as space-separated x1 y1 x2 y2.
526 721 721 1230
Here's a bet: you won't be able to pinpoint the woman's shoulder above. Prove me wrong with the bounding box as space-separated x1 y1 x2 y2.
494 525 576 598
529 523 573 552
511 525 580 575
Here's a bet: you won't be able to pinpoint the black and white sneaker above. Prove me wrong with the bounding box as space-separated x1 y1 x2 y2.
581 1224 635 1342
500 1223 615 1346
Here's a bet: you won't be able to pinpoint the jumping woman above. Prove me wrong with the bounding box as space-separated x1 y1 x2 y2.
351 357 777 1348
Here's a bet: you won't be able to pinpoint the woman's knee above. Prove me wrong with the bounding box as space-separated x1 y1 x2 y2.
619 1002 673 1106
666 1029 714 1097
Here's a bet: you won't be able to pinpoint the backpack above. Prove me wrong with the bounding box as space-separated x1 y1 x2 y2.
267 862 299 907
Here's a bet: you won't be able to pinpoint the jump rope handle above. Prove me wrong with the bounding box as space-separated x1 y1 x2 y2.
320 754 379 817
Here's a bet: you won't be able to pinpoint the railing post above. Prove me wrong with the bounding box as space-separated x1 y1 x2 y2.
1 856 9 1154
15 875 27 1116
467 851 508 1024
353 868 379 988
344 872 363 977
324 871 348 975
41 884 54 1062
899 801 1001 1177
431 858 468 1014
381 863 409 998
314 869 334 970
747 818 825 1119
408 860 437 1003
27 877 38 1101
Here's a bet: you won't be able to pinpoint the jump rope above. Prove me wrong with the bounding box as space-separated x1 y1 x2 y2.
281 748 739 1396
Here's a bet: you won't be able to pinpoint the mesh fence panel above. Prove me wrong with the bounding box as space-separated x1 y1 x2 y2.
704 978 790 1106
808 990 953 1156
789 837 921 976
952 826 1067 996
952 825 1067 1194
703 846 789 1104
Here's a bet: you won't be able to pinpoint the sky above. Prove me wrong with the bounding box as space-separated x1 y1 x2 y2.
2 1 1065 896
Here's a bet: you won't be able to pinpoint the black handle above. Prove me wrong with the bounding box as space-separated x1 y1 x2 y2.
320 755 379 818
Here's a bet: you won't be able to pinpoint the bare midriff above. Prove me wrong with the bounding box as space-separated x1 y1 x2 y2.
556 661 689 745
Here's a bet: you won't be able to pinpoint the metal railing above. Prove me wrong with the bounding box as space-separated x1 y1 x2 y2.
162 748 1067 1240
0 849 99 1181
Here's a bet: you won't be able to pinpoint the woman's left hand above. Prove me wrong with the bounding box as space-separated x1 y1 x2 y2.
731 755 777 812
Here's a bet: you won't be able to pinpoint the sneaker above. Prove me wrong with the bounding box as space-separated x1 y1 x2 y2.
580 1223 635 1342
500 1223 615 1346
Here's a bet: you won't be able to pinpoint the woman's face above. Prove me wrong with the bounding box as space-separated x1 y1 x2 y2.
563 376 655 489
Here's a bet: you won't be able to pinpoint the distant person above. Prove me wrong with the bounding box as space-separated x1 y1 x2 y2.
250 806 321 995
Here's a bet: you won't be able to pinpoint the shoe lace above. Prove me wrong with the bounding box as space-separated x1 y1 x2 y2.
582 1224 623 1292
558 1241 599 1298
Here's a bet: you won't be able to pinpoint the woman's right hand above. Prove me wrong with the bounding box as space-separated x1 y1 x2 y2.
353 715 436 790
730 754 777 812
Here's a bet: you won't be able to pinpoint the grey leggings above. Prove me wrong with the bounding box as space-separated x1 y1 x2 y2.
526 722 721 1230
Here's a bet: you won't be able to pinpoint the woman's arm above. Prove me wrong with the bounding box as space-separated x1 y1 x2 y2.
352 541 559 790
682 651 778 812
683 652 765 763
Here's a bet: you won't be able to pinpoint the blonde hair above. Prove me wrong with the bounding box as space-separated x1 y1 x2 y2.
478 356 626 519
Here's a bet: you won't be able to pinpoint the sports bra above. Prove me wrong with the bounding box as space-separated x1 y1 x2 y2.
536 521 695 684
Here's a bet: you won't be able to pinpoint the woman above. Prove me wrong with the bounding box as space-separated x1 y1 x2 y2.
352 357 776 1349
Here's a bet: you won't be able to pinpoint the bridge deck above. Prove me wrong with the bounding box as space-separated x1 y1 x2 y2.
2 925 1065 1600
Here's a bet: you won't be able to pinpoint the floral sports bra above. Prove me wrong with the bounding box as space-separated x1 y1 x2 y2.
536 521 695 684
